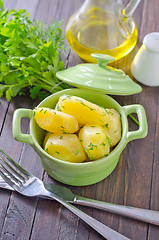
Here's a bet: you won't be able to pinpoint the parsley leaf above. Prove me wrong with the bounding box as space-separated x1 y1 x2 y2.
0 4 69 101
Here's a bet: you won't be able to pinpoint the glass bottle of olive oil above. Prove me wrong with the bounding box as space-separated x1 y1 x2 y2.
66 0 138 63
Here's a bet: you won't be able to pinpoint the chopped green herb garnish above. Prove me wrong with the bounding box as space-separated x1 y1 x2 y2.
60 136 63 139
40 108 43 112
44 110 47 114
106 109 113 115
80 100 95 111
61 95 72 101
101 142 106 146
106 135 111 145
45 148 49 153
55 151 60 154
75 150 79 155
84 147 94 160
88 142 97 150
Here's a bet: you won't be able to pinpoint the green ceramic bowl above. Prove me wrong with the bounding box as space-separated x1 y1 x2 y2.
12 89 148 186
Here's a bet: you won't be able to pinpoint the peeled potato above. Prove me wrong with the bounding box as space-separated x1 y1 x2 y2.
43 132 87 163
104 109 121 147
58 95 112 125
79 124 110 160
34 107 79 133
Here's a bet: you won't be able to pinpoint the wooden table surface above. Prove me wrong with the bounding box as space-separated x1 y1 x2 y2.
0 0 159 239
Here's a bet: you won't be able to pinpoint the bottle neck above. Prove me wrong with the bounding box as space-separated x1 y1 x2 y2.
81 0 124 12
85 0 107 7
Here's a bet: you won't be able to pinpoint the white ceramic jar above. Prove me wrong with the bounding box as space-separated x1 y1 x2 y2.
131 32 159 87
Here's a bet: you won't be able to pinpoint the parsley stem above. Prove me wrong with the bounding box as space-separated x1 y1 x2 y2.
128 114 139 126
36 76 57 87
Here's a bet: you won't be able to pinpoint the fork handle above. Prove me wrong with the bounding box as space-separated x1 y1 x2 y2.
74 196 159 226
48 194 130 240
1 181 158 227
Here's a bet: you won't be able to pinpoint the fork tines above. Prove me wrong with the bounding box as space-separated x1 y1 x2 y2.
0 150 27 188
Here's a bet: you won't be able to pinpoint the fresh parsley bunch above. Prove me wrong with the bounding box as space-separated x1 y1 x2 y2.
0 3 69 101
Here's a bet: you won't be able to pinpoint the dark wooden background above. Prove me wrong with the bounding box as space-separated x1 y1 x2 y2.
0 0 159 239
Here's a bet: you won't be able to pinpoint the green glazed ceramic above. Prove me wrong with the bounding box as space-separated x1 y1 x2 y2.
12 89 148 186
56 54 142 95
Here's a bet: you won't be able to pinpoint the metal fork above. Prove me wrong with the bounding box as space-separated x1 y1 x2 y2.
0 150 130 240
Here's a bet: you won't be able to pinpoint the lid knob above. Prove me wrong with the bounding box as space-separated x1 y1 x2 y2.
91 54 115 68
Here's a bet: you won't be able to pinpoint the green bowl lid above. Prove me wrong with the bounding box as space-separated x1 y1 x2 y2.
56 54 142 95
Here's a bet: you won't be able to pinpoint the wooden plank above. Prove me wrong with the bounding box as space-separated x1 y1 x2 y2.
0 1 42 239
3 0 18 9
148 105 159 239
139 0 159 41
0 189 11 234
0 98 9 135
1 194 37 240
0 96 40 239
0 145 45 240
30 199 62 240
15 0 39 20
131 6 159 240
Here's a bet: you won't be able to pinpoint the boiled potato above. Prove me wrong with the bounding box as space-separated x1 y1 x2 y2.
43 132 87 163
58 95 112 125
79 124 110 160
34 107 79 133
104 109 121 147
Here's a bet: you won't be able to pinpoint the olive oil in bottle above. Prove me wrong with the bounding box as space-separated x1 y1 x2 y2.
66 3 138 63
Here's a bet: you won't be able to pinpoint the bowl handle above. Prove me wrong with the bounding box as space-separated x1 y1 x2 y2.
122 105 148 143
12 108 33 145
